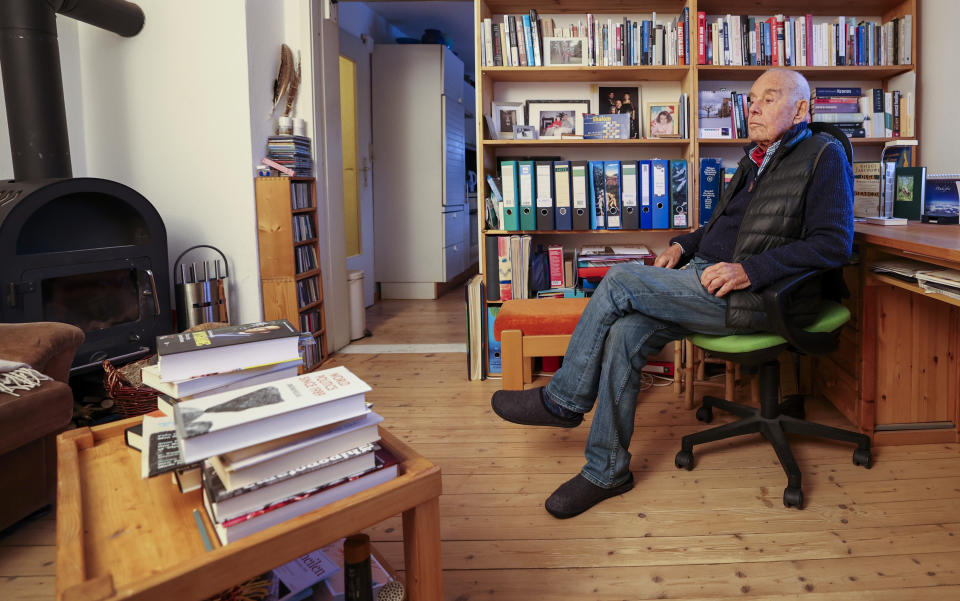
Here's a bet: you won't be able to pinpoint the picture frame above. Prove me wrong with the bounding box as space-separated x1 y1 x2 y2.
542 37 589 66
525 99 590 138
599 87 641 139
645 101 680 138
513 124 539 139
490 101 525 140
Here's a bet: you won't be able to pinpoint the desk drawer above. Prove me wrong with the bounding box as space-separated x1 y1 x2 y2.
814 356 860 427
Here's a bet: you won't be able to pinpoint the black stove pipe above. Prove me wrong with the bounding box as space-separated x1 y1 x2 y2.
0 0 144 182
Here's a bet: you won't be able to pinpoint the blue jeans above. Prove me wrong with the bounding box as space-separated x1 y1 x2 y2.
544 257 750 488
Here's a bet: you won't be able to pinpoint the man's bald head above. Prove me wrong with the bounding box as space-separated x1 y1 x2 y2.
747 69 811 149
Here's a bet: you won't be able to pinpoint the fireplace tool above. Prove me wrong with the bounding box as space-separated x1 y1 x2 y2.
174 245 230 331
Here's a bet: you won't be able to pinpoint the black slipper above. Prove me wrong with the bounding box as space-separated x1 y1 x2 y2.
545 473 635 519
491 387 583 428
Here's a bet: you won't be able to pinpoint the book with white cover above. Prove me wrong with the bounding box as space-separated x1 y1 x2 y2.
210 412 383 490
204 444 377 522
142 359 301 400
174 366 371 464
204 449 399 545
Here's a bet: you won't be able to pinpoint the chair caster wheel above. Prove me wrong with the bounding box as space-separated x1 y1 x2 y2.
783 487 803 509
853 448 872 469
675 450 694 471
695 406 713 423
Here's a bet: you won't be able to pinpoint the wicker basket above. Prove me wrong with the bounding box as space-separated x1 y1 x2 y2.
102 359 159 417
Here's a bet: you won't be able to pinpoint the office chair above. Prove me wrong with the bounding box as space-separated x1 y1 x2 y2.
674 124 872 509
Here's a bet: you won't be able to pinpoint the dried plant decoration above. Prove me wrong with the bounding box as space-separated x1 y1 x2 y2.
270 44 294 117
284 51 302 117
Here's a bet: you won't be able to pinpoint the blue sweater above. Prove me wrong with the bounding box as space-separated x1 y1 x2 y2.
671 131 854 291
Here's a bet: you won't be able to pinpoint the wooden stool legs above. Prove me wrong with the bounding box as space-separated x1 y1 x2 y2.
501 330 524 391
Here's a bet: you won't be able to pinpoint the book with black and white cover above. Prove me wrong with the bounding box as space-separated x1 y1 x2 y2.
145 359 302 405
203 443 377 522
174 366 371 464
209 411 383 490
204 447 400 545
156 320 300 382
141 414 201 479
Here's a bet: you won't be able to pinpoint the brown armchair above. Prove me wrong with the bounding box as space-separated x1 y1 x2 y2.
0 322 84 531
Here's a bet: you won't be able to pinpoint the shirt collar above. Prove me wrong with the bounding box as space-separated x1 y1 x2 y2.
749 139 781 176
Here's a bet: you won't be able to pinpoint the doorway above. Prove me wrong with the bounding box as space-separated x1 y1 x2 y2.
338 30 375 307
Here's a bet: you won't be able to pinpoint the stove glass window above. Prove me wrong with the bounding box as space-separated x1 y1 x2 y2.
42 269 141 332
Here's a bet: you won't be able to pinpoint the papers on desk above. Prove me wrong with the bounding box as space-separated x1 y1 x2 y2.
872 259 960 300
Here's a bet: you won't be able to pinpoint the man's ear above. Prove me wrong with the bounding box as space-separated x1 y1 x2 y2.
794 99 810 124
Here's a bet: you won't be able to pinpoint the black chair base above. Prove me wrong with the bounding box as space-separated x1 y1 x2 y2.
675 361 872 509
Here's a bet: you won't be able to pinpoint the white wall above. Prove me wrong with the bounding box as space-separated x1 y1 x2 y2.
920 0 960 174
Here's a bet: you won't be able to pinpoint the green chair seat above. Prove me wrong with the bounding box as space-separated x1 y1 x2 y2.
689 301 850 354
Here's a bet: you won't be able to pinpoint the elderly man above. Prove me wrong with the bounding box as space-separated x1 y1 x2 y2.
491 69 854 519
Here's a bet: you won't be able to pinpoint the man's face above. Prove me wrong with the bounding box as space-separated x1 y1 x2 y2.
747 72 807 148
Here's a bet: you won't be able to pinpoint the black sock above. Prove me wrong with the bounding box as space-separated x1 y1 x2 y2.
540 388 582 419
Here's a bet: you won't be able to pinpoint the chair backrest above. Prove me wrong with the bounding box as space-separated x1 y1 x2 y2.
807 122 853 164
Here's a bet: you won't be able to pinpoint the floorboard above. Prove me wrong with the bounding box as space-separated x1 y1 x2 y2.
1 290 958 600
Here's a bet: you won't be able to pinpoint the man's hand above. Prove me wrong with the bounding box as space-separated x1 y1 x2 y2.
700 262 751 297
654 243 684 269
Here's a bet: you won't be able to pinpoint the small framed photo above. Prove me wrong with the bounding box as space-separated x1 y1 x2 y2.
542 37 588 66
513 124 539 139
646 102 680 138
525 99 590 138
490 101 525 140
599 86 641 139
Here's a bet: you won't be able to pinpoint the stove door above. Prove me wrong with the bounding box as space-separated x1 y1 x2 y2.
19 257 164 372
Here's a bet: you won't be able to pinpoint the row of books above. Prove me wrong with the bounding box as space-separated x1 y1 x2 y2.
812 87 913 138
488 159 688 233
297 275 321 308
480 10 691 68
293 214 316 242
696 13 912 67
299 308 322 335
134 321 397 547
854 164 960 222
267 135 313 177
291 181 312 209
295 244 318 274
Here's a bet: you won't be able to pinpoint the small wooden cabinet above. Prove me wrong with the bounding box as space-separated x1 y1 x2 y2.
254 176 328 370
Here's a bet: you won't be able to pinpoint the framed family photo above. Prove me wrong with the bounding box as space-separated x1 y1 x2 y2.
525 99 590 138
542 37 588 66
646 101 679 138
599 87 640 139
490 101 525 140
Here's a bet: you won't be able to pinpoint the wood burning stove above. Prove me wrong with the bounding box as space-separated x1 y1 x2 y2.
0 0 172 373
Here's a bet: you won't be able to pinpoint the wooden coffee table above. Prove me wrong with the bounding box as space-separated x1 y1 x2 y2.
56 417 443 601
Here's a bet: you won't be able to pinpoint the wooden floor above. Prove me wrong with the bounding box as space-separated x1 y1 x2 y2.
3 290 960 600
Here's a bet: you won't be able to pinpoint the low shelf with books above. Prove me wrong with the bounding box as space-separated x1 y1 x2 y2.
482 65 690 82
255 176 328 371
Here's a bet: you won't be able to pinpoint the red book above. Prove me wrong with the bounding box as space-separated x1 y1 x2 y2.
813 97 860 104
766 17 779 65
678 18 685 65
805 14 813 67
548 245 564 288
697 12 706 64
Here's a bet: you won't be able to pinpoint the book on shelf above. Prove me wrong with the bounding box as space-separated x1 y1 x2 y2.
203 446 399 545
273 548 340 601
465 274 484 381
203 443 378 523
174 366 371 464
143 359 301 403
209 411 382 490
156 320 300 382
853 162 882 218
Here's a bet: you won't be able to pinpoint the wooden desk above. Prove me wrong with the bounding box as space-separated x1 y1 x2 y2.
816 223 960 445
56 419 443 601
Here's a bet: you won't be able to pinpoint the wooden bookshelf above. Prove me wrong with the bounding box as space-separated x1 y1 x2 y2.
475 0 919 377
254 176 328 371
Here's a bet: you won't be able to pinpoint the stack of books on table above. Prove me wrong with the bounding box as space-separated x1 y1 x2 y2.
135 321 397 545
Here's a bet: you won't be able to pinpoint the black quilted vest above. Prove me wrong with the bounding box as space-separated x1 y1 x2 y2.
703 125 841 331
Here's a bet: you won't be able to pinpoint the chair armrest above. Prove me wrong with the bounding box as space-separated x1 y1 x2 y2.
762 269 840 355
0 322 85 382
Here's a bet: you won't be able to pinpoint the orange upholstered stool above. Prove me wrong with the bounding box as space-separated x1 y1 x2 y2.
493 298 590 390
